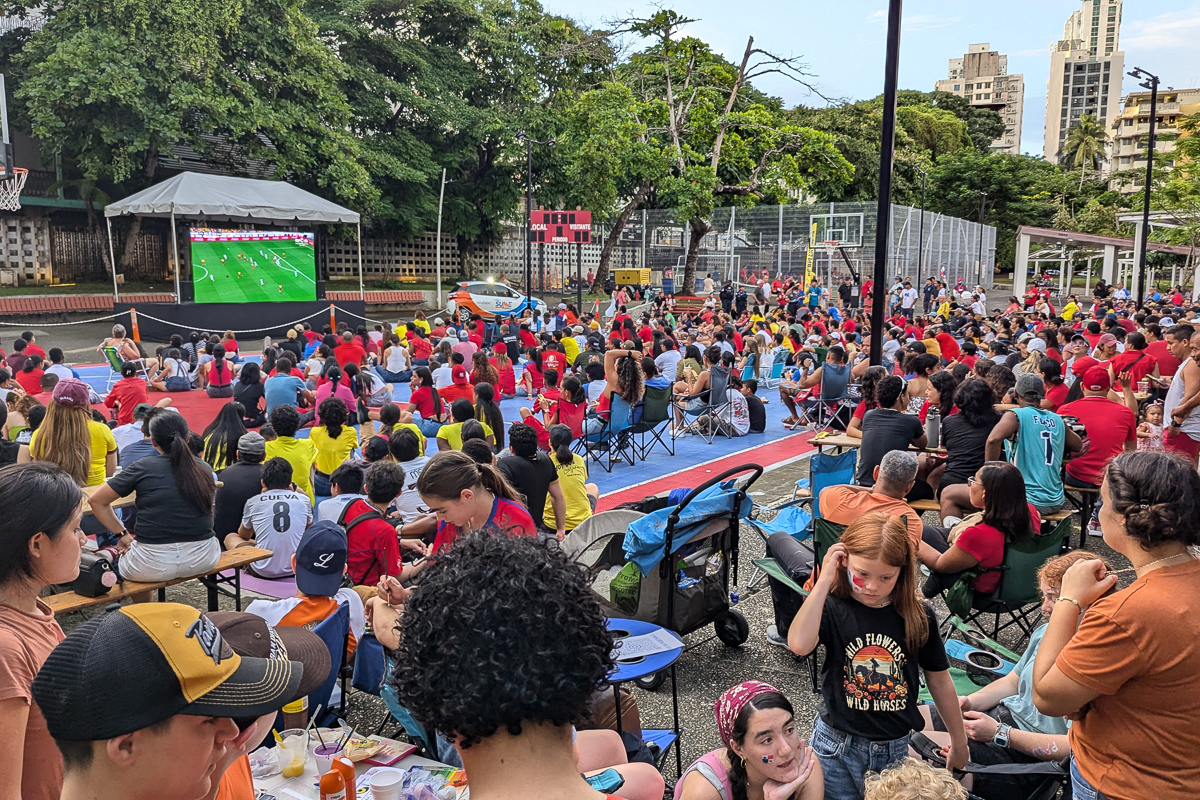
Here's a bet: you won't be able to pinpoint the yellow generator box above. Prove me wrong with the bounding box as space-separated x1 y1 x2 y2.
614 268 650 286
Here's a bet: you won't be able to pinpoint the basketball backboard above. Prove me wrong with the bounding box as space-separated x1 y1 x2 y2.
808 212 864 248
0 74 12 179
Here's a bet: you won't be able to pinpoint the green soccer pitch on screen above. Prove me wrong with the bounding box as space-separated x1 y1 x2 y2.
189 228 317 304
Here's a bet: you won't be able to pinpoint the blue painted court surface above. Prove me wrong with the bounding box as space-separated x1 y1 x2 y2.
73 359 810 499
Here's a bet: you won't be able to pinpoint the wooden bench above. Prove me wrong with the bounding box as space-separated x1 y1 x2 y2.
44 547 273 615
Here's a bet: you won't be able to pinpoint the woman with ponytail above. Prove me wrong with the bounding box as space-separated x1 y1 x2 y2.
89 411 220 582
405 366 446 436
545 423 597 534
473 381 505 452
417 450 535 553
675 681 822 800
314 364 356 424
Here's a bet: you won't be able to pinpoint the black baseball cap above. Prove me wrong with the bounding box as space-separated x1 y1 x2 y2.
32 604 303 742
295 520 347 596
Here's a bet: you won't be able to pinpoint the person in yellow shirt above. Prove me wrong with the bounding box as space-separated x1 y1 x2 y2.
264 404 316 501
436 398 494 450
936 299 950 319
558 329 579 363
308 397 359 497
22 377 116 487
545 425 598 532
1061 296 1079 321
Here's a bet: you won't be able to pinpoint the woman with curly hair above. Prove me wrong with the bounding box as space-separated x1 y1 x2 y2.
582 348 643 441
381 532 663 800
1033 451 1200 800
675 681 822 800
470 349 500 388
309 397 358 497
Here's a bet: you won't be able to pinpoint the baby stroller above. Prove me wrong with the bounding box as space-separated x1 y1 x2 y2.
563 465 762 690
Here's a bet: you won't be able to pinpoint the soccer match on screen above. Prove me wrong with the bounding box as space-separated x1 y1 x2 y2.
189 228 317 304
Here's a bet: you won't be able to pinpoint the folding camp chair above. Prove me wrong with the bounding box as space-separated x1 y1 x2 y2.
949 515 1073 641
762 360 788 389
102 345 150 390
673 365 732 445
556 398 587 439
629 385 674 459
272 603 348 732
796 390 854 434
574 394 635 473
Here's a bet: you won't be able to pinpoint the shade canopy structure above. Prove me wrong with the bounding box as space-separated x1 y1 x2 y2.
103 171 363 302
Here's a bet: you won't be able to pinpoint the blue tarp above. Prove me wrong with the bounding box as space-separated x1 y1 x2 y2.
623 481 751 575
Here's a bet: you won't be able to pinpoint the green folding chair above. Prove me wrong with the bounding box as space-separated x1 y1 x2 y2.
955 515 1073 642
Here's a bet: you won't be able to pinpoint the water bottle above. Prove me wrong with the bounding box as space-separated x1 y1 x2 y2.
925 405 941 448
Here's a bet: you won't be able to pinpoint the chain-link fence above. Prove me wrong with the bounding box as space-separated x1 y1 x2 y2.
321 201 996 293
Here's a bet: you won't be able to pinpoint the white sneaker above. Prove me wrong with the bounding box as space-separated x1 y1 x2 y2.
1087 519 1103 536
766 624 789 648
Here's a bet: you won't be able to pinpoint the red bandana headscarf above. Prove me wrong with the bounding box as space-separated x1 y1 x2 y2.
713 681 780 746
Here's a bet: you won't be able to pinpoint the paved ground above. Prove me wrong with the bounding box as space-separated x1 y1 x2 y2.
54 455 1129 793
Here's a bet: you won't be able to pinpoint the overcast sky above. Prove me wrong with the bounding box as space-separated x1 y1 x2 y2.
543 0 1200 157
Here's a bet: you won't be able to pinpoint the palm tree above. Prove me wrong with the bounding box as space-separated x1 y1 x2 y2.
1060 114 1110 189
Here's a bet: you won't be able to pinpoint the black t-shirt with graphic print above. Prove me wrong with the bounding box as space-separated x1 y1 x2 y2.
817 595 948 741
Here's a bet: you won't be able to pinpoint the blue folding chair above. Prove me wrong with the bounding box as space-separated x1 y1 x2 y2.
272 603 348 731
575 393 636 472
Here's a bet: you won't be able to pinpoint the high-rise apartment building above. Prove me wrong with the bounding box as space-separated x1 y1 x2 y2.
1110 88 1200 194
1042 0 1124 167
934 44 1023 155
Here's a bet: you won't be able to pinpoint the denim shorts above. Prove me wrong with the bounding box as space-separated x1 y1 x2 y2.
811 716 910 800
1070 758 1108 800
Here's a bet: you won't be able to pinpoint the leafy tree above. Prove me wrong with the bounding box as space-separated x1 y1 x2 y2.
620 10 852 292
10 0 375 270
923 91 1005 151
549 82 670 290
1061 114 1109 189
895 105 970 160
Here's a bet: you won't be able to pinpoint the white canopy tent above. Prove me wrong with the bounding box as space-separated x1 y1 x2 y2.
103 171 363 302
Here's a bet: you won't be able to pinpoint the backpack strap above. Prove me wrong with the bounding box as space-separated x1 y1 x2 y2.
337 501 385 531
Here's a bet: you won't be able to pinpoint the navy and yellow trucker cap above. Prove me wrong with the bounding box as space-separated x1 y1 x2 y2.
32 603 303 741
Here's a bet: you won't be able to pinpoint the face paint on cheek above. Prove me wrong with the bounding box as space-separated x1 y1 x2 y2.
847 566 868 593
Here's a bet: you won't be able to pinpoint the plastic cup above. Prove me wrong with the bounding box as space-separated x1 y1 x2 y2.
369 767 405 800
314 742 344 774
1138 379 1150 394
277 728 309 778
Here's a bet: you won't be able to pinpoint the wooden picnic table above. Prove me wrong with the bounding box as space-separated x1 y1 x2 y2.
44 546 272 615
811 432 946 455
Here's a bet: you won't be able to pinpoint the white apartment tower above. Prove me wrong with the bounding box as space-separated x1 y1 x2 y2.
1042 0 1124 167
934 44 1024 154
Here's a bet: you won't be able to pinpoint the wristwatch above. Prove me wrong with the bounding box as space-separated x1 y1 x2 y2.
993 722 1012 748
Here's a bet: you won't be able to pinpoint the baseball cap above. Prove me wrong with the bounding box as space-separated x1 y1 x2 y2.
574 325 585 334
1083 366 1111 392
452 364 469 384
294 520 348 596
51 377 91 409
458 329 469 340
209 612 330 702
1015 373 1046 400
1098 333 1118 348
132 402 154 420
1017 332 1035 343
558 303 566 310
238 432 266 456
905 341 927 354
1028 338 1047 353
32 604 303 742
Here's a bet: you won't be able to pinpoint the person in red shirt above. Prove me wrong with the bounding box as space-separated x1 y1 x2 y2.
18 332 45 359
518 323 538 349
417 450 537 554
343 462 429 587
13 357 44 394
1058 367 1137 489
440 364 476 406
542 346 566 378
1040 359 1070 412
410 330 433 365
1108 332 1158 391
332 330 367 368
933 327 960 363
1145 324 1192 379
103 362 152 425
1070 333 1118 378
919 461 1040 597
1081 321 1104 349
489 342 517 398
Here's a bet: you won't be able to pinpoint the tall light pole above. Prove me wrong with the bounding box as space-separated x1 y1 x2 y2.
1128 67 1159 307
435 168 454 310
914 165 927 283
517 131 554 321
869 0 903 366
976 190 988 289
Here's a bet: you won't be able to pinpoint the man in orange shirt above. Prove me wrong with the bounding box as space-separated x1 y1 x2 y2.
764 450 931 647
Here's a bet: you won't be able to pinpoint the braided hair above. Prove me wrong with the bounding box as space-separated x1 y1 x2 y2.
726 691 795 800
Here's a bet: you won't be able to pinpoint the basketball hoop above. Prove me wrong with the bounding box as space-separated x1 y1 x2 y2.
0 168 28 211
821 240 840 257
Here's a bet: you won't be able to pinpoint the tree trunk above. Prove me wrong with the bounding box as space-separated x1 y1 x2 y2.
84 199 112 277
120 138 159 271
456 235 476 280
590 180 652 293
681 217 710 296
